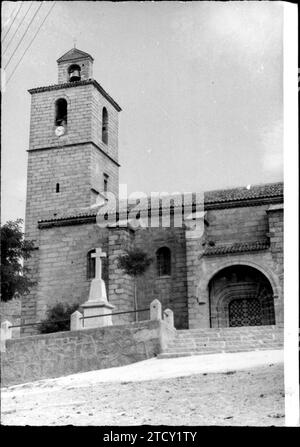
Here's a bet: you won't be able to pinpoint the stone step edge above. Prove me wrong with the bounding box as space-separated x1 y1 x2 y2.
157 347 283 359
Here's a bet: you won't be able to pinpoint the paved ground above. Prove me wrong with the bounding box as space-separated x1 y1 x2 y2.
1 350 284 426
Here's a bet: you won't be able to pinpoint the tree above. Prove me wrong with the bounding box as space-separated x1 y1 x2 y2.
117 248 153 322
39 302 80 334
1 219 35 301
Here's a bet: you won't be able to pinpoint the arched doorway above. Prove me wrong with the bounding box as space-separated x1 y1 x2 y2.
208 265 275 328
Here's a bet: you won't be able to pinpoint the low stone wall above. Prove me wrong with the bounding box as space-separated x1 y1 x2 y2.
1 319 175 387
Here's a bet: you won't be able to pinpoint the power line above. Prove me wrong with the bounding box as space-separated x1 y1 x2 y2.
7 2 57 85
4 2 44 71
2 2 24 43
3 2 34 56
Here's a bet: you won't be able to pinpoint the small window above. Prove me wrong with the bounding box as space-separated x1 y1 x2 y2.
102 107 108 144
87 249 96 279
56 183 60 193
55 98 67 126
156 247 171 276
103 173 109 193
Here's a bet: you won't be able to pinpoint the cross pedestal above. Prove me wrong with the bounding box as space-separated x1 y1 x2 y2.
81 248 115 329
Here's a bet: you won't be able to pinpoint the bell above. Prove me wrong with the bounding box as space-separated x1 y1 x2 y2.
69 69 81 82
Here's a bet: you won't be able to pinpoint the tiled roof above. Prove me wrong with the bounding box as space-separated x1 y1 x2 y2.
38 182 283 225
205 182 283 204
57 48 94 63
204 241 270 256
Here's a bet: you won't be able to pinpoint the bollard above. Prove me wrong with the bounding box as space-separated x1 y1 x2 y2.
150 299 162 321
1 320 12 352
70 310 83 331
163 309 174 328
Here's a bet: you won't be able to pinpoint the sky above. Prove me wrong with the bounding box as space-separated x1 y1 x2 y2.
1 1 283 223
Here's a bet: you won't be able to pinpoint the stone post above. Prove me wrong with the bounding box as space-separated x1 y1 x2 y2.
70 310 83 331
163 308 174 328
150 299 162 321
1 320 12 353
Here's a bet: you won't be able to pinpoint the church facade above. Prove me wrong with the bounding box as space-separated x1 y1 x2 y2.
21 49 284 335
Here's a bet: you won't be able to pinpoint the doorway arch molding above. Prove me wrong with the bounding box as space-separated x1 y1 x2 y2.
202 258 280 300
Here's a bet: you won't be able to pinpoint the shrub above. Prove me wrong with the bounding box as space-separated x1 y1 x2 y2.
39 302 80 334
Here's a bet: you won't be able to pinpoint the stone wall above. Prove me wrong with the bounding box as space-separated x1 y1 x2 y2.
205 205 269 245
29 85 94 151
134 226 188 329
22 223 109 335
187 203 284 329
1 320 175 387
108 228 135 325
267 205 284 322
90 87 119 163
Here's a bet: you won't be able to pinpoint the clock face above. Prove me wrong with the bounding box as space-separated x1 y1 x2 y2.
55 126 65 137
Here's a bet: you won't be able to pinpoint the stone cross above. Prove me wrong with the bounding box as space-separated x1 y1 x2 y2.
92 248 106 280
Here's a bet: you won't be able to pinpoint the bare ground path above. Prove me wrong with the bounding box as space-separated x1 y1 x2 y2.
1 351 284 426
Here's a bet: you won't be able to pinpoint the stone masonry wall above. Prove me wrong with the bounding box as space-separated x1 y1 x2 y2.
25 146 92 239
29 84 94 151
91 87 119 163
90 145 119 200
108 228 135 325
22 223 109 335
2 320 175 387
205 205 269 246
134 227 188 329
187 203 284 329
267 205 284 323
22 144 108 334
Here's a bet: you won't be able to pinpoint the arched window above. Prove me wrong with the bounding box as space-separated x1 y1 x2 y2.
156 247 171 276
68 64 81 82
55 98 67 126
102 107 108 144
87 249 96 279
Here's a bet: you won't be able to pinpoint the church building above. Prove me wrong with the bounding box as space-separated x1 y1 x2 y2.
21 48 284 335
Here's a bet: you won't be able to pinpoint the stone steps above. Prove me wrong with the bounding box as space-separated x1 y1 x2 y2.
157 325 283 359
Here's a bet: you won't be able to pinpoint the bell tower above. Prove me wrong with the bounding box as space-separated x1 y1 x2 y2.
25 47 121 243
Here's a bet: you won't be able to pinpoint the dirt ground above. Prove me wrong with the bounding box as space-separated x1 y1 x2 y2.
1 363 284 426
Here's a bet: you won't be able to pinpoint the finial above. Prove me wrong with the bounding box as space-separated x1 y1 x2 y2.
73 37 77 49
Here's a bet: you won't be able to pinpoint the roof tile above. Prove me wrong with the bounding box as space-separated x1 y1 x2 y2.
38 182 283 224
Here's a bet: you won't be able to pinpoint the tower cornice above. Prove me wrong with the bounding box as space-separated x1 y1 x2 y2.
28 79 122 112
27 141 120 167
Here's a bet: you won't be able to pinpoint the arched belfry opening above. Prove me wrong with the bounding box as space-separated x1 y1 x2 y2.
55 98 67 126
68 64 81 82
208 265 275 328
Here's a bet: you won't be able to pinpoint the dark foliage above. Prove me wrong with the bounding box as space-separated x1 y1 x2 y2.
1 219 35 301
117 248 153 277
39 302 80 334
